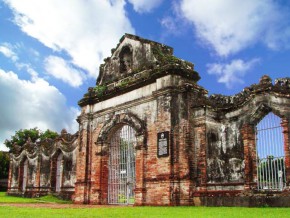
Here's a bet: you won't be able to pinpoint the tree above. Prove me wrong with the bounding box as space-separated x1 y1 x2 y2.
0 151 9 179
40 129 59 141
4 127 58 150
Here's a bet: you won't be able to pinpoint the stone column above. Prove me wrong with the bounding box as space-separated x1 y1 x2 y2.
241 124 256 190
73 118 90 204
198 124 207 191
91 141 108 204
99 143 109 205
134 134 146 205
281 118 290 185
7 155 13 193
35 154 41 196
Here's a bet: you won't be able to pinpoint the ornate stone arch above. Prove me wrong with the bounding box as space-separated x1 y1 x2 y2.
249 103 285 126
241 102 289 190
96 113 146 155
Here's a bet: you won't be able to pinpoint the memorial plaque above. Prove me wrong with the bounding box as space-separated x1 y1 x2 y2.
157 131 169 157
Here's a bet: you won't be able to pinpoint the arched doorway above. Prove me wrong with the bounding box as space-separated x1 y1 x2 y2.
256 112 286 190
55 153 63 192
108 125 136 204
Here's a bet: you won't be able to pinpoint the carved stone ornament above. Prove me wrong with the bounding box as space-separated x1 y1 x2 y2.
97 112 145 144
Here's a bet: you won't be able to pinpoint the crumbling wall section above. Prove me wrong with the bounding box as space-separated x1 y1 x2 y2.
7 130 78 199
190 75 290 203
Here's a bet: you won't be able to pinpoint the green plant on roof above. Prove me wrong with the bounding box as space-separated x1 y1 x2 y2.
93 85 107 97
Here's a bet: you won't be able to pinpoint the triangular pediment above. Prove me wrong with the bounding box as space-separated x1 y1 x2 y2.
79 34 200 106
97 34 174 84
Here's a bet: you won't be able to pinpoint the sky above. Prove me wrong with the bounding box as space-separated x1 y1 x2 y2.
0 0 290 151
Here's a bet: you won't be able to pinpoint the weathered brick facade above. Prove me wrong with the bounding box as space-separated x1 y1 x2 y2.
8 34 290 206
8 130 78 199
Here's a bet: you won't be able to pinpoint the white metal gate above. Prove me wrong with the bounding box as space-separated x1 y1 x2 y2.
256 112 286 191
108 125 136 204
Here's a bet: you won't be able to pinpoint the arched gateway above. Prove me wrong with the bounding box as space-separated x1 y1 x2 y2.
108 125 136 204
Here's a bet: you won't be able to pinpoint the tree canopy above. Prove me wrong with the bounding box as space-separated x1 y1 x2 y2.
4 127 58 150
0 151 9 179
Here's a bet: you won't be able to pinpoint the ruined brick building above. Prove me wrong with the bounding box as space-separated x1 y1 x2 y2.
7 34 290 206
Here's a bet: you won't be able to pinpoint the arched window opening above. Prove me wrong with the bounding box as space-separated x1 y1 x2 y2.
256 112 286 191
108 125 136 204
55 153 63 192
119 46 133 74
22 159 28 191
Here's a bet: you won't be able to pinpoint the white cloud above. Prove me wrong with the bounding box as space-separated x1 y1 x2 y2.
161 17 178 33
128 0 163 13
0 43 18 62
207 58 260 88
4 0 134 79
179 0 290 56
44 56 86 87
0 69 79 151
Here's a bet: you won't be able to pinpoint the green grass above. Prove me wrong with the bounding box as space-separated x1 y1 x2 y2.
0 206 290 218
0 192 70 204
35 194 72 204
1 192 290 218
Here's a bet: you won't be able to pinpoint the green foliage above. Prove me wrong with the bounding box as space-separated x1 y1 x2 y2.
152 46 193 69
152 47 178 64
0 152 9 179
119 80 129 87
4 128 59 150
39 129 58 141
93 85 107 97
0 192 70 204
0 192 39 203
35 194 72 204
4 127 40 149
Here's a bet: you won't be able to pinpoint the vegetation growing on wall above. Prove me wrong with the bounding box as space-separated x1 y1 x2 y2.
93 85 107 97
4 128 58 150
152 46 193 68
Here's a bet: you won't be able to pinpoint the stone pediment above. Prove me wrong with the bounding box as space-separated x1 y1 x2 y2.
97 33 174 85
79 34 200 106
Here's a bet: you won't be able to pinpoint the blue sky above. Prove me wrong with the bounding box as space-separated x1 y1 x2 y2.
0 0 290 151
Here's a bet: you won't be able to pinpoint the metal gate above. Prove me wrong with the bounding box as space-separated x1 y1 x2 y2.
256 112 286 191
108 125 136 204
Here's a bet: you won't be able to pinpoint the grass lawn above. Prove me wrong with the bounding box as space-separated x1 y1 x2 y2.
0 192 70 203
1 192 290 218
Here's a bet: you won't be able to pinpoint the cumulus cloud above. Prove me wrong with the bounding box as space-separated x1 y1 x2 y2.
128 0 163 13
44 56 86 87
179 0 290 56
0 43 18 62
0 69 79 151
207 58 260 88
4 0 134 81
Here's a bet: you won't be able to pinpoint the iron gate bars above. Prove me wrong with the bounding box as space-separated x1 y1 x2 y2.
256 112 286 191
108 125 136 204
